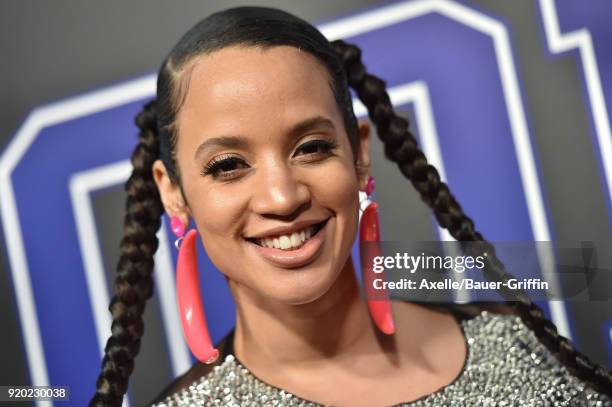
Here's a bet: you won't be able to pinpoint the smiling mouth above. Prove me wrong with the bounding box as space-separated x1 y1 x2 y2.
245 219 328 251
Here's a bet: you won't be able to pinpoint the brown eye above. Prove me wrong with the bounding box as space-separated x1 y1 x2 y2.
294 139 337 157
201 155 249 180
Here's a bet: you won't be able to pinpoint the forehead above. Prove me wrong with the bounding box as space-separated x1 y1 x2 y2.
176 45 340 143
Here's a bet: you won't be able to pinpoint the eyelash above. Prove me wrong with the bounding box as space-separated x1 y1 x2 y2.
201 139 338 180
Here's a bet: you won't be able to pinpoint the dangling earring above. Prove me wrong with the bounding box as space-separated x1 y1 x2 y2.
359 176 396 335
171 215 219 364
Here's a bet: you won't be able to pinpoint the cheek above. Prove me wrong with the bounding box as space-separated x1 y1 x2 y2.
189 186 246 241
317 161 360 238
191 188 249 281
322 161 359 208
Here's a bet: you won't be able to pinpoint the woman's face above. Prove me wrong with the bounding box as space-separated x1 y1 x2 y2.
154 45 371 305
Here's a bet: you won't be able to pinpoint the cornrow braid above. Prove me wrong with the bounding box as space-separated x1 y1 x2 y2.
89 100 165 406
331 39 612 397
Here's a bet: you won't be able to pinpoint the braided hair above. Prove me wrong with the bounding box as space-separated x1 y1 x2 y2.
89 100 164 406
331 39 612 396
89 7 612 406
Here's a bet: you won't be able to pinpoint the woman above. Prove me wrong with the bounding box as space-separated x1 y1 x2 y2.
89 6 612 406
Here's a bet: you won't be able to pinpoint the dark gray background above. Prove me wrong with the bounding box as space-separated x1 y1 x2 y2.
1 0 610 405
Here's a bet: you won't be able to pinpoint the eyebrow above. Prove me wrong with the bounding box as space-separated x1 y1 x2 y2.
193 115 336 161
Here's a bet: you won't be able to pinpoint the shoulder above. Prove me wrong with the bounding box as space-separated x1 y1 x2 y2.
406 301 610 405
456 307 612 405
421 300 517 320
146 329 236 406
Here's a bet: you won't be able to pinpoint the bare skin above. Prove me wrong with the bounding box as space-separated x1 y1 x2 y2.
232 259 467 407
152 45 466 406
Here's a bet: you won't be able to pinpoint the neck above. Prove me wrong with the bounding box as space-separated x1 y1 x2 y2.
230 256 388 367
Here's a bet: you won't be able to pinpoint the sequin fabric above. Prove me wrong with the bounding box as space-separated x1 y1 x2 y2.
152 311 612 406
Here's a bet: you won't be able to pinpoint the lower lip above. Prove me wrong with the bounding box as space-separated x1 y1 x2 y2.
247 220 328 268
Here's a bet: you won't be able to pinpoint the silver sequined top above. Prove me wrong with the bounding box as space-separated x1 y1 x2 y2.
152 311 612 406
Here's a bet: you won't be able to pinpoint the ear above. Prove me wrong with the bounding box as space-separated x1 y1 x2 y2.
355 119 372 191
152 159 191 226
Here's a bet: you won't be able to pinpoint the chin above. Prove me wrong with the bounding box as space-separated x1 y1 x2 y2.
260 270 339 306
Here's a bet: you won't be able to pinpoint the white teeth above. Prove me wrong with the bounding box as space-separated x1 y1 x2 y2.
255 224 319 250
279 236 291 249
290 232 301 247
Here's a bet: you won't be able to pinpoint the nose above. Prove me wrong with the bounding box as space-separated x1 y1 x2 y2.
250 159 311 217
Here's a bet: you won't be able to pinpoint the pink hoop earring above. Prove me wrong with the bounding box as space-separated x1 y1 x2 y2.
171 215 219 364
359 176 396 335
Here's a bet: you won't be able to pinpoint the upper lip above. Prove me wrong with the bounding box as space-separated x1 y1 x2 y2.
245 218 328 240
